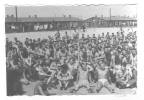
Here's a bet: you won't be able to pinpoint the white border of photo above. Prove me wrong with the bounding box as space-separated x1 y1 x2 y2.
1 0 144 100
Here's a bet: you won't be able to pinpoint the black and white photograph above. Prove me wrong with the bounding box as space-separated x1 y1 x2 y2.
5 4 137 96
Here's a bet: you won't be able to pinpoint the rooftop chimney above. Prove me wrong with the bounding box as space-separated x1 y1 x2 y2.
63 15 66 17
28 15 31 18
6 15 9 18
34 14 38 18
11 14 14 18
69 15 72 18
101 15 103 18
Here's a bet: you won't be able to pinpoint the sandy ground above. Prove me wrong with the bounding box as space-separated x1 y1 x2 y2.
8 27 137 96
22 81 136 96
6 27 136 42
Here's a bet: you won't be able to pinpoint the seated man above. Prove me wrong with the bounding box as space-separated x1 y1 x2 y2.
125 64 137 88
57 64 73 90
115 70 126 89
35 61 48 80
34 78 51 95
70 62 92 93
126 68 137 88
116 64 137 89
95 60 115 93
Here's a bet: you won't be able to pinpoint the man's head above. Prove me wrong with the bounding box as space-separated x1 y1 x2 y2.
102 33 104 36
69 57 75 65
6 38 9 42
82 34 85 38
65 31 67 35
131 49 137 56
42 77 49 85
98 59 105 69
87 35 90 38
14 37 18 41
105 46 110 51
81 62 87 71
82 47 86 52
93 34 96 38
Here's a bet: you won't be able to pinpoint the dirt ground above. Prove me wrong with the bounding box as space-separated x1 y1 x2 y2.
9 27 136 96
22 81 136 96
6 27 136 42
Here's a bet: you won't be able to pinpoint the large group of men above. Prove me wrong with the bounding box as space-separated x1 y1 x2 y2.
6 29 137 95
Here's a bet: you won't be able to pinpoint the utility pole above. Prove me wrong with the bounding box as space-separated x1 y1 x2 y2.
109 8 111 27
15 6 18 22
110 8 111 20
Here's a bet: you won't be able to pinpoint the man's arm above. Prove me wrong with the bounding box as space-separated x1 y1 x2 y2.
107 69 112 84
127 70 137 87
37 86 46 95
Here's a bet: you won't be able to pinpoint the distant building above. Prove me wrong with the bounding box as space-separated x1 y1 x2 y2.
5 16 83 33
84 16 137 28
5 15 137 33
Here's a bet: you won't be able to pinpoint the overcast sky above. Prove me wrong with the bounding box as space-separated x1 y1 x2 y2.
5 4 137 19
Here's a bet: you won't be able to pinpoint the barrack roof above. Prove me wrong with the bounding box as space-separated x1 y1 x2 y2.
85 16 137 22
5 17 82 23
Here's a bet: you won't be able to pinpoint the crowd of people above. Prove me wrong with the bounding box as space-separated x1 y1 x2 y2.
6 29 137 95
